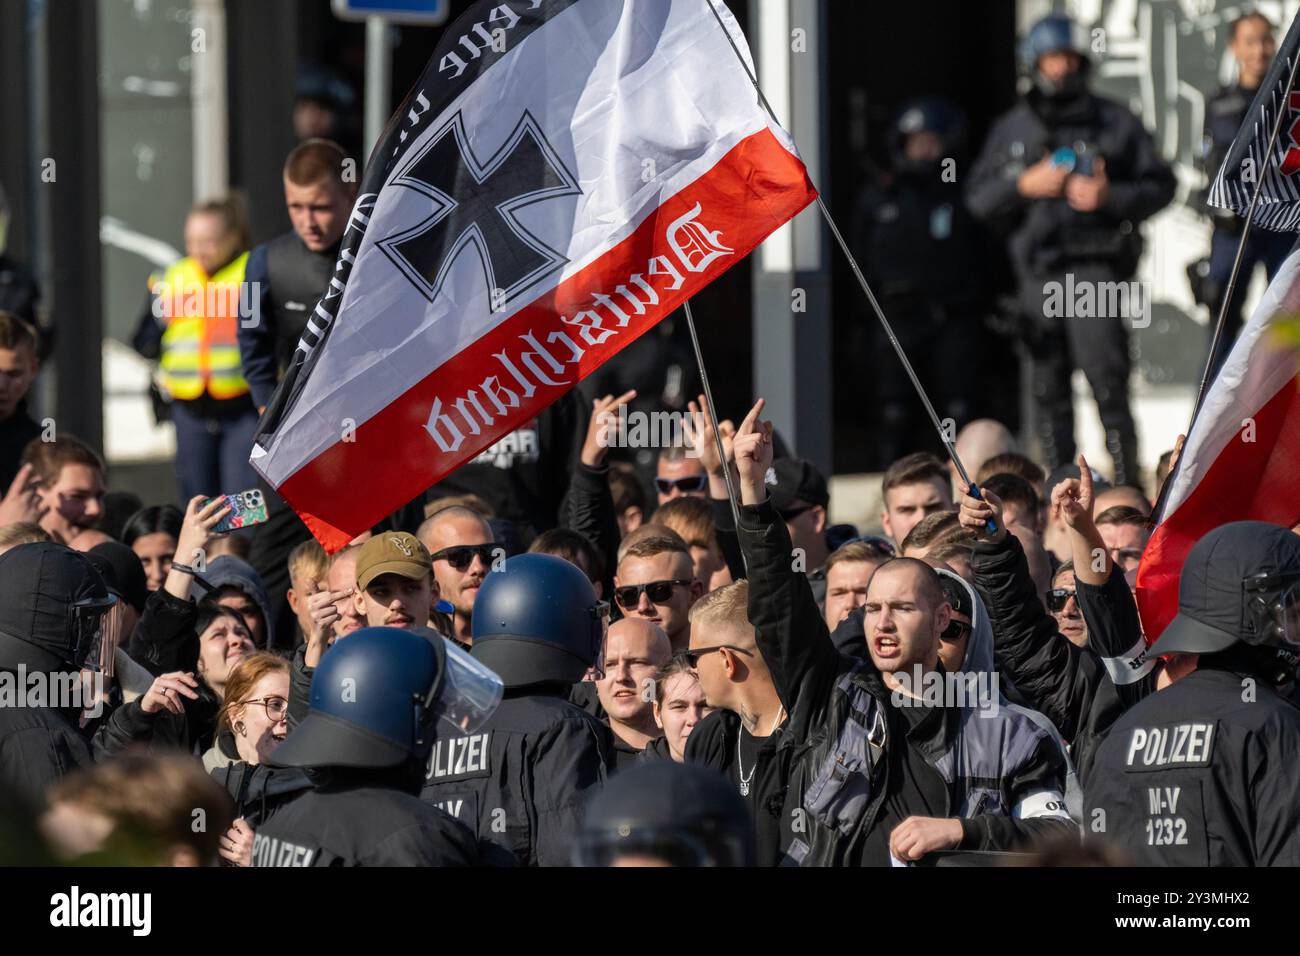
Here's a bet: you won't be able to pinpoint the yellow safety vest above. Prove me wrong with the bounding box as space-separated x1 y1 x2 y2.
152 253 251 401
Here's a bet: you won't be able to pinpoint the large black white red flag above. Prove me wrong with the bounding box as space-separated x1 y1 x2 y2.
251 0 816 551
1207 8 1300 230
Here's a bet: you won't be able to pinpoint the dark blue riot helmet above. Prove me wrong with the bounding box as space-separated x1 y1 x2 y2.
573 762 756 867
1020 14 1092 98
271 627 502 770
470 552 610 688
888 96 967 178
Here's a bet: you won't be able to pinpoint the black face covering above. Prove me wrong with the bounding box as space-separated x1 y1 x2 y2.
1028 59 1093 125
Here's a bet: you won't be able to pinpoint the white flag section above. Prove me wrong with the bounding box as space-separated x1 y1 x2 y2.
251 0 815 550
1137 249 1300 641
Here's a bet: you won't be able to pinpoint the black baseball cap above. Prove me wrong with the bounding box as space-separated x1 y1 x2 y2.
765 457 829 515
1149 521 1300 657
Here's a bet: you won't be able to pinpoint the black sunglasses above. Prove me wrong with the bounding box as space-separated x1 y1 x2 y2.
614 579 693 609
684 644 753 667
655 475 709 495
1046 588 1077 613
429 543 501 572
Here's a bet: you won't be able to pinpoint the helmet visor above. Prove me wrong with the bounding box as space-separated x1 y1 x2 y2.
428 635 503 734
69 594 126 673
1244 571 1300 647
582 600 611 682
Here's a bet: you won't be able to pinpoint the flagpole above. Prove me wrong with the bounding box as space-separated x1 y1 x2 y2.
701 1 993 528
683 299 745 536
1192 47 1300 425
1153 46 1300 521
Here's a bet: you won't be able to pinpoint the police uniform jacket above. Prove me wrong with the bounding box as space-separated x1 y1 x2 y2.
1084 658 1300 865
420 690 614 866
252 783 478 866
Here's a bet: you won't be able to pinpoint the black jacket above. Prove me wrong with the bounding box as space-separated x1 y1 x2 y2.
237 231 339 411
211 760 314 831
0 401 41 493
1085 657 1300 865
733 500 1073 866
127 587 199 677
419 688 613 866
252 783 479 866
966 89 1175 278
970 533 1154 785
562 461 621 599
0 696 158 808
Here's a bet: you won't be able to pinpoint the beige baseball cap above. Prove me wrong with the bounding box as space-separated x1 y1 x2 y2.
355 532 432 591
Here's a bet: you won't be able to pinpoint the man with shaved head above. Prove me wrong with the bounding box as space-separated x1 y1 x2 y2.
950 419 1017 497
721 397 1073 866
417 505 500 646
595 618 672 769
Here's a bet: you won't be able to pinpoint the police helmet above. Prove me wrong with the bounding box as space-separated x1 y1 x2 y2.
0 542 123 675
271 626 502 770
888 96 967 175
1019 14 1092 95
573 762 756 867
470 552 609 688
1149 522 1300 679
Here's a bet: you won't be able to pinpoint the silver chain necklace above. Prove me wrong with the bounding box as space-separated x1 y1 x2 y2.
736 706 784 797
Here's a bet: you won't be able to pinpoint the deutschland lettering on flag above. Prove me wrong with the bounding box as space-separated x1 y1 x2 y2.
250 0 817 551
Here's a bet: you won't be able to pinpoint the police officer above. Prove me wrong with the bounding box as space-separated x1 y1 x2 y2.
0 542 156 806
967 14 1175 485
572 761 755 867
256 626 501 865
1085 522 1300 865
421 552 615 866
853 96 993 465
1198 12 1292 366
238 138 360 646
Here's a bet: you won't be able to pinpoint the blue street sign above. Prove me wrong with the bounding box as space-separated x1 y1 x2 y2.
332 0 449 26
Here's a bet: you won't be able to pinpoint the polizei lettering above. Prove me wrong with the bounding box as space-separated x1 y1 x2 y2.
427 732 492 780
250 834 317 867
1124 722 1215 770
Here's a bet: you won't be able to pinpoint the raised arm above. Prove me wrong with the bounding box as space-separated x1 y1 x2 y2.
733 400 841 728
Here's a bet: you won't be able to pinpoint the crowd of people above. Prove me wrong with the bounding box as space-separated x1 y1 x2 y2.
0 10 1297 869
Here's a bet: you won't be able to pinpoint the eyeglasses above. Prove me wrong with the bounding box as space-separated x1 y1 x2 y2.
614 579 693 609
1046 588 1077 613
243 696 288 721
655 475 708 496
429 543 501 572
683 644 753 668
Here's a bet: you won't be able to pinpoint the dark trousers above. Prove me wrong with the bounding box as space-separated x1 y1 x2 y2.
1207 227 1294 374
1019 266 1139 485
171 399 261 502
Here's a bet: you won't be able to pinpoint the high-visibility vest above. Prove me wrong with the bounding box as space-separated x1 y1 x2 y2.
153 253 251 401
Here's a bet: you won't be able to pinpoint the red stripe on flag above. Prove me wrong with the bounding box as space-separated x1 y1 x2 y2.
1136 377 1300 641
275 128 816 551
